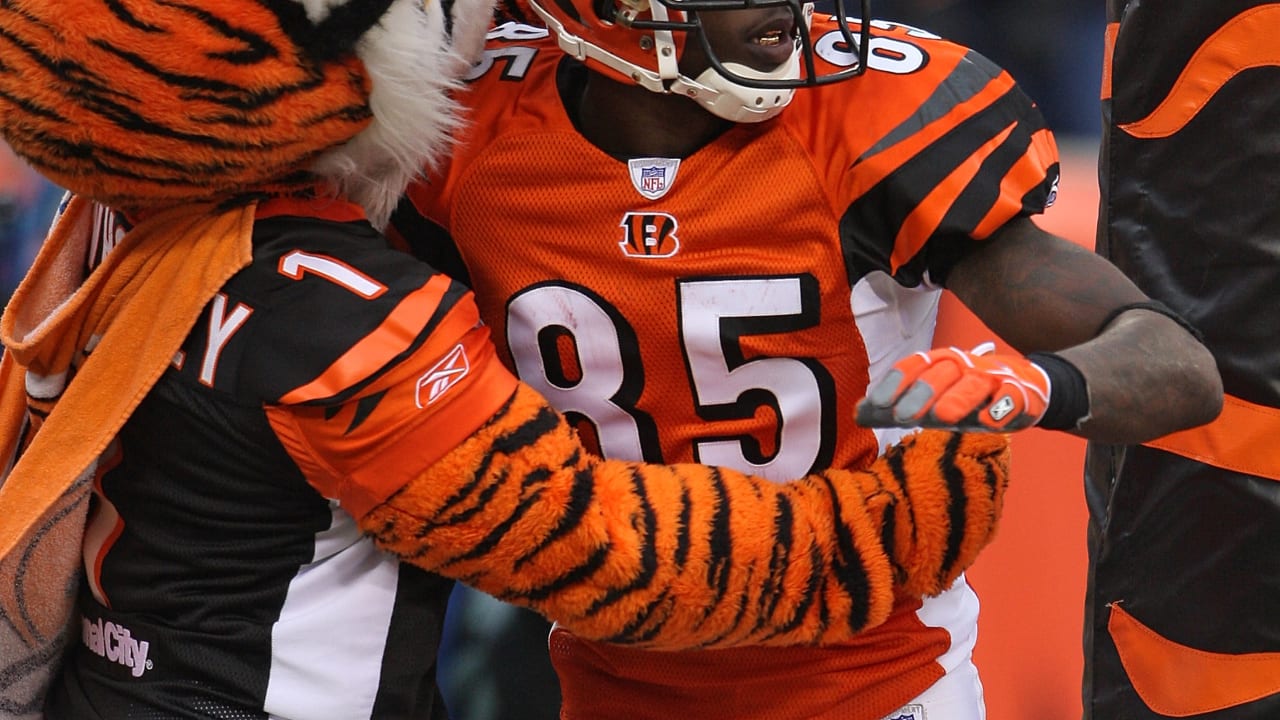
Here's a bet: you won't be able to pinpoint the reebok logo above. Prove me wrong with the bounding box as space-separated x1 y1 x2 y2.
82 615 152 678
416 344 470 407
988 394 1016 421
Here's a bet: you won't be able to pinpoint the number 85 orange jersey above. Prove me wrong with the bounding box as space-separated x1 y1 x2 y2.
391 14 1058 720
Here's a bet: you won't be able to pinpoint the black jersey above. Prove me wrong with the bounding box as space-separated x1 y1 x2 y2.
44 198 511 720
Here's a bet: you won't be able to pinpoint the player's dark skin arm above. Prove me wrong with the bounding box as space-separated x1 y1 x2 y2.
945 216 1223 444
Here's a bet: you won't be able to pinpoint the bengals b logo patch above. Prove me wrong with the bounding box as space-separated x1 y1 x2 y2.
619 212 680 258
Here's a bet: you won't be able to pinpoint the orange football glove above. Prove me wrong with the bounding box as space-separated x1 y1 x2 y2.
856 343 1053 432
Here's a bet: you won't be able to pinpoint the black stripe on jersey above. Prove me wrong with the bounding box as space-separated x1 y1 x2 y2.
943 112 1051 235
347 389 386 432
839 65 1048 287
387 194 473 286
1019 163 1059 216
368 564 453 720
856 51 1005 164
299 278 475 407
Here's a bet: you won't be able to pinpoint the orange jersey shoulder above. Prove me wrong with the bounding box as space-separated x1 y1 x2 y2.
780 15 1061 276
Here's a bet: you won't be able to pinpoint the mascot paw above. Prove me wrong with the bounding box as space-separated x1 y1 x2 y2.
855 430 1009 597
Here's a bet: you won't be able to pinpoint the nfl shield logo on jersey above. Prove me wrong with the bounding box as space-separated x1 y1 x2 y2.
628 157 680 200
881 704 926 720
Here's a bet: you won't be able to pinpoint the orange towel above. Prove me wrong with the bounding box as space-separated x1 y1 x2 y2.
0 196 255 716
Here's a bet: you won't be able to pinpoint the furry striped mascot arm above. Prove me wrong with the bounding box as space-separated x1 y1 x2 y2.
361 383 1008 649
253 276 1008 651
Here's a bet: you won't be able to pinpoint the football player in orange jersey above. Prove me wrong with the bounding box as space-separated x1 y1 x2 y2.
390 0 1222 718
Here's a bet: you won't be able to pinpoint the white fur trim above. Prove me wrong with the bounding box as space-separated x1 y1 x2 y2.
308 0 498 229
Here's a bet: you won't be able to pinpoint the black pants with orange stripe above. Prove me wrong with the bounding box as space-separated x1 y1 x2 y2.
1091 0 1280 714
1083 444 1280 719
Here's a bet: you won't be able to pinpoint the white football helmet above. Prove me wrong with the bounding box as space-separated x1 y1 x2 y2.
527 0 872 122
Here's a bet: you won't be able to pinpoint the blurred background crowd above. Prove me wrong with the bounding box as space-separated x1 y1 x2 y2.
0 1 1107 718
0 141 61 304
878 0 1105 139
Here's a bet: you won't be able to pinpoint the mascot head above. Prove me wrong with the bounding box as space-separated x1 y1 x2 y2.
0 0 495 228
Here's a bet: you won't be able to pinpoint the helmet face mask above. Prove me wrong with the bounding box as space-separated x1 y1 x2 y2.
529 0 872 122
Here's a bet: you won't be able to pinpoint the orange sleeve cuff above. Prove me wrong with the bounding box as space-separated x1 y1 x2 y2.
268 325 518 519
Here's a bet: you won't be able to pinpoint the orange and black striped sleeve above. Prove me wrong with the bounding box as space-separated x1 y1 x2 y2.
836 41 1060 289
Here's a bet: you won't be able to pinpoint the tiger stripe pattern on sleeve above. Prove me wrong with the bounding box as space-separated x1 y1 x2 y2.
362 383 1009 650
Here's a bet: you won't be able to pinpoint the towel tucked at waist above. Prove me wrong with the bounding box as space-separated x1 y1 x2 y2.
0 196 255 719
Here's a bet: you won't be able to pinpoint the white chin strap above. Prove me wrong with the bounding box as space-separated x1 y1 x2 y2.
660 0 810 123
531 0 810 124
671 54 800 123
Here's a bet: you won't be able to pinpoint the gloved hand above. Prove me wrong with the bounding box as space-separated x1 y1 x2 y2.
855 343 1051 432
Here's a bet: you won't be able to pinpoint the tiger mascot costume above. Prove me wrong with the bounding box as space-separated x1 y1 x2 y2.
0 1 1010 718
